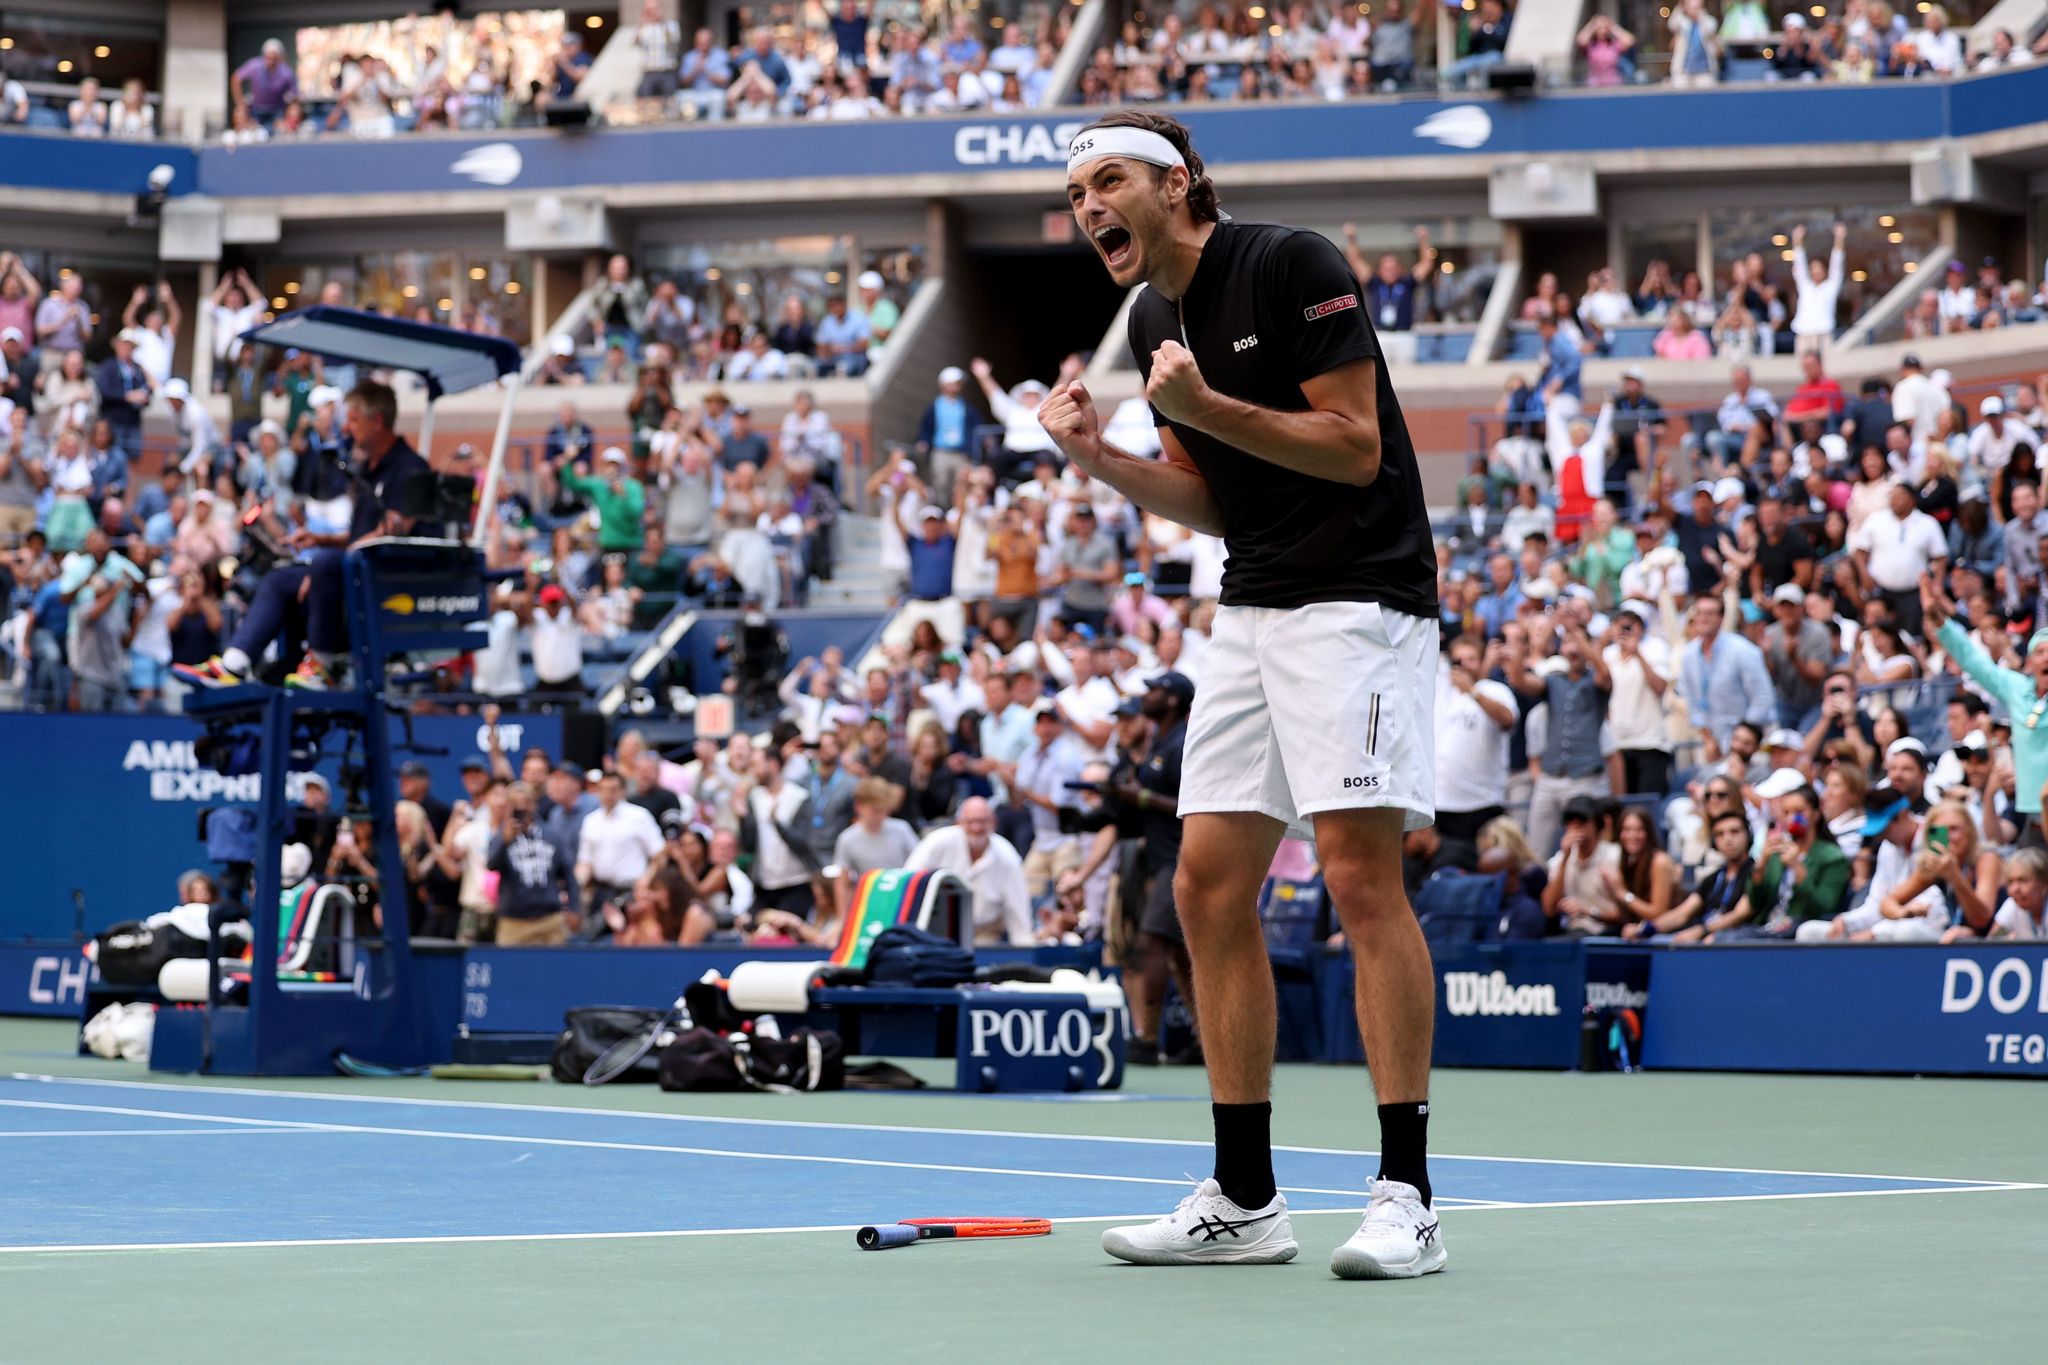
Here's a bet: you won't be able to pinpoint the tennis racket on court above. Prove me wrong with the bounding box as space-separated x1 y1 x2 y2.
856 1218 1052 1250
583 995 690 1087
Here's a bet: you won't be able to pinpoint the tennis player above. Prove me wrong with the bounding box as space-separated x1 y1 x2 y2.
1041 112 1445 1278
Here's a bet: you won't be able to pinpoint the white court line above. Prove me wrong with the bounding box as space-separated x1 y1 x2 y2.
0 1097 1375 1201
0 1127 312 1139
2 1184 2041 1257
6 1072 2018 1191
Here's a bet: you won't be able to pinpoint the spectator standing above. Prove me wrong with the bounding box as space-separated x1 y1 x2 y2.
95 332 151 459
107 80 154 138
1051 504 1118 632
1789 223 1847 355
906 796 1032 945
1007 703 1089 896
1603 607 1674 794
1509 624 1612 857
1677 595 1774 752
489 788 577 945
557 447 646 559
832 777 919 911
67 78 109 137
234 38 299 126
913 366 982 502
0 254 40 350
1434 635 1517 839
1849 481 1947 634
574 771 664 935
1369 0 1416 86
590 256 648 357
1534 316 1581 421
632 0 683 99
1889 353 1940 445
121 284 180 390
1668 0 1720 87
1343 225 1435 333
36 274 93 356
1762 585 1833 731
857 271 899 359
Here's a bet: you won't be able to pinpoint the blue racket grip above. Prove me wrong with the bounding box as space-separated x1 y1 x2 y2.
857 1223 920 1250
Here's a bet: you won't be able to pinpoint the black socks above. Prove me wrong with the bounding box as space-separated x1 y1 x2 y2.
1211 1101 1277 1210
1376 1101 1433 1207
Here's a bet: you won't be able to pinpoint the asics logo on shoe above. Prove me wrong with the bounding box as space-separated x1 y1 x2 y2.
1416 1220 1440 1248
1192 1211 1280 1242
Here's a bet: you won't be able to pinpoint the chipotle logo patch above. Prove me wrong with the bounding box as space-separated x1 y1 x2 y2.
1303 294 1359 321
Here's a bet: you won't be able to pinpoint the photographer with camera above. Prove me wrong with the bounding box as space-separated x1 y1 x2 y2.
1060 671 1195 1066
489 781 578 946
175 380 436 691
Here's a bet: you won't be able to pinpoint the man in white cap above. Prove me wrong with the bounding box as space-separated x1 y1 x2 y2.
1889 352 1940 445
912 364 983 503
1043 110 1444 1277
1967 394 2027 477
855 269 897 362
161 379 225 466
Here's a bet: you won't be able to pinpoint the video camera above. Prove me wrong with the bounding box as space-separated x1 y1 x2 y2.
395 470 476 534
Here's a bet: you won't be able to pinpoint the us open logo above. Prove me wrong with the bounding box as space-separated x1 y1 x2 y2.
1304 294 1359 322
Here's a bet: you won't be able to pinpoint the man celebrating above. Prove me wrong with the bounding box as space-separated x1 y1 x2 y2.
1041 112 1443 1278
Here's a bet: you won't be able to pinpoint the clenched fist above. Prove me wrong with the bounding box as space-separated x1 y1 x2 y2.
1037 381 1102 461
1146 340 1210 425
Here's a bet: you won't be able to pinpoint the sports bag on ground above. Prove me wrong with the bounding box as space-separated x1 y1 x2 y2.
657 1027 846 1093
549 1005 669 1085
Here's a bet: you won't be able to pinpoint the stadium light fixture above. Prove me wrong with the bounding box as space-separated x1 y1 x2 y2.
56 59 72 73
1879 215 1896 227
95 45 110 57
284 281 300 294
504 281 522 294
0 39 12 50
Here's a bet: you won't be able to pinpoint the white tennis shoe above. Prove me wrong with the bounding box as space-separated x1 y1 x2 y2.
1101 1178 1298 1266
1329 1179 1447 1280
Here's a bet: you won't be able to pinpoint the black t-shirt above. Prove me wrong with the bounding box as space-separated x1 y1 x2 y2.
1754 526 1815 593
1136 720 1186 873
1130 219 1437 616
349 437 438 543
1403 836 1478 899
630 788 682 824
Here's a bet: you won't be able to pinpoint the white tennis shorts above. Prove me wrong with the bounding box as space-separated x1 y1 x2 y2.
1181 600 1438 840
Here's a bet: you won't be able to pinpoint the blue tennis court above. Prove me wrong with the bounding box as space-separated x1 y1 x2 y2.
2 1072 2032 1253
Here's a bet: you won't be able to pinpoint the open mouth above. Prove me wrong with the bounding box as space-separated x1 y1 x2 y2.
1093 224 1133 270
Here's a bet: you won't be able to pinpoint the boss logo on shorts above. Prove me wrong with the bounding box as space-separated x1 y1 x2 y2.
1342 774 1382 790
1303 293 1360 322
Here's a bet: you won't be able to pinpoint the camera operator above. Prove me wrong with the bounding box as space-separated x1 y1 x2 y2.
717 599 789 714
489 782 578 946
175 380 436 691
1060 671 1195 1066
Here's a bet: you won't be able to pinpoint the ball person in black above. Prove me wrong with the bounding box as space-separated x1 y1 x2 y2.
1041 112 1444 1278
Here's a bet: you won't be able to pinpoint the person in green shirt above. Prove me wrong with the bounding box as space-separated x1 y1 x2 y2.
1923 572 2048 843
1713 782 1849 940
556 446 646 557
274 349 317 431
1568 499 1637 608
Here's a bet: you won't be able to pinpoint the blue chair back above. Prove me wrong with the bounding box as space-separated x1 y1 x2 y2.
1415 871 1505 948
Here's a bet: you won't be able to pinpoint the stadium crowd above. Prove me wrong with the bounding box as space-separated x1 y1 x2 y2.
0 256 872 713
542 253 904 384
1514 233 2048 366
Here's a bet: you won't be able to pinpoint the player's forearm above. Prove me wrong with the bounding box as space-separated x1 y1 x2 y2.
1066 438 1223 536
1183 392 1380 487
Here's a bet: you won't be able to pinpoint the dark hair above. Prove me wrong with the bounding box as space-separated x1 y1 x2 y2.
1733 720 1764 747
1710 809 1752 835
1617 807 1661 900
347 378 399 431
1952 692 1989 717
1075 110 1222 223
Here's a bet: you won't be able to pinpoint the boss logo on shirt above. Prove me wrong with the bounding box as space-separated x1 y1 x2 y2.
1304 293 1360 322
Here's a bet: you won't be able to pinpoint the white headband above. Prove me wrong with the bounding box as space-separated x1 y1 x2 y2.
1067 127 1186 178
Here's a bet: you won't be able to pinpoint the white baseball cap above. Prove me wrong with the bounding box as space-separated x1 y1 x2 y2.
309 385 341 408
0 327 22 345
550 334 575 357
161 378 191 402
857 270 885 291
937 366 965 385
1764 728 1805 750
600 446 628 464
1714 476 1747 503
1982 395 2005 415
1754 767 1807 800
1771 583 1806 607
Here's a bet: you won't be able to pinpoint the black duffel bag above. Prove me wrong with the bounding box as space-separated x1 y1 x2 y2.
93 919 206 987
549 1005 669 1085
657 1027 847 1093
